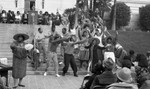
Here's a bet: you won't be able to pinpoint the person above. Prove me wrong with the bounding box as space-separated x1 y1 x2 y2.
15 11 21 24
10 33 29 89
38 11 43 25
83 62 104 89
35 27 47 63
135 54 149 87
94 26 106 47
44 31 69 77
129 50 136 62
22 11 28 24
7 10 15 23
107 67 138 89
91 58 117 89
115 43 127 67
1 10 7 23
61 28 70 56
146 51 150 69
43 12 50 25
85 38 105 73
62 35 82 77
78 29 90 69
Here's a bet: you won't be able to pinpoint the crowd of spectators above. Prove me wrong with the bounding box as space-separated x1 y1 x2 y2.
0 10 62 25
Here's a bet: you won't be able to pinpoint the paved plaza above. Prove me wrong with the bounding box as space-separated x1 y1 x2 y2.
7 75 84 89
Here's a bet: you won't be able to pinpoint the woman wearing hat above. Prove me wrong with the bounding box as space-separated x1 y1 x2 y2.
10 33 29 88
107 67 138 89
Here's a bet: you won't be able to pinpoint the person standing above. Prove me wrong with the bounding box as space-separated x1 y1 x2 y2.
10 33 29 89
35 27 47 63
62 35 84 77
44 27 69 77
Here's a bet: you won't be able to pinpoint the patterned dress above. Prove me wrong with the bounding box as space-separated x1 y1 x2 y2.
10 41 28 79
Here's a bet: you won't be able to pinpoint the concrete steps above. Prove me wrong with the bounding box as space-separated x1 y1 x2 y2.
0 23 87 75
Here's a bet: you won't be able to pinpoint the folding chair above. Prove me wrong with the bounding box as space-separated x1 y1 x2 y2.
80 75 91 89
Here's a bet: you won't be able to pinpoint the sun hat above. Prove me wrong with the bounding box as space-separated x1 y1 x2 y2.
116 67 133 83
25 44 33 50
13 33 29 41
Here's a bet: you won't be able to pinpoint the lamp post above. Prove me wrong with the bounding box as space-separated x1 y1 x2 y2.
15 0 18 8
111 0 117 31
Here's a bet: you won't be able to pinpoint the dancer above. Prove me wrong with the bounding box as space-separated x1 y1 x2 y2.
62 35 84 77
10 33 29 89
44 28 69 77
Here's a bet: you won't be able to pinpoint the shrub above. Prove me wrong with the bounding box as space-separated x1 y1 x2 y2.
139 4 150 31
110 2 131 30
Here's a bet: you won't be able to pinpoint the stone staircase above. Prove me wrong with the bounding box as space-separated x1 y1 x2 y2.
0 24 87 75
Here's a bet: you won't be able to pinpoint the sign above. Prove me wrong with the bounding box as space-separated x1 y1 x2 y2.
28 11 38 25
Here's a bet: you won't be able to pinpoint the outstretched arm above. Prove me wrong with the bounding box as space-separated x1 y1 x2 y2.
51 37 69 43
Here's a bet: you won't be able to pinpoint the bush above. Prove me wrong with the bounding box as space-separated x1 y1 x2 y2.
110 2 131 30
139 4 150 31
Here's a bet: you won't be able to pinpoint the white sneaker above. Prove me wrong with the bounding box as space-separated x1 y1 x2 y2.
56 74 60 77
84 74 90 77
44 72 47 76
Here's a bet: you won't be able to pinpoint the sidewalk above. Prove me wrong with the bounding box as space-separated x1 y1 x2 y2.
8 75 84 89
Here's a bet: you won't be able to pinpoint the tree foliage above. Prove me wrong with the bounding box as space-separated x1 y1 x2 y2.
64 8 76 15
139 4 150 31
110 2 131 30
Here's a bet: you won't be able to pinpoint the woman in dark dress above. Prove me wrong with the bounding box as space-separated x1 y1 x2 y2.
10 33 29 89
85 38 105 73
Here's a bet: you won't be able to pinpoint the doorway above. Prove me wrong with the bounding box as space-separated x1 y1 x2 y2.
25 0 36 11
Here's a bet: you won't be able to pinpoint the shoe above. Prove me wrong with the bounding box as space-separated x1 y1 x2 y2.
13 86 18 89
56 74 60 77
74 73 78 77
62 72 65 76
44 72 47 76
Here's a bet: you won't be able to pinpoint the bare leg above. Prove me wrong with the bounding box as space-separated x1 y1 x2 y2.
18 78 25 87
13 78 18 88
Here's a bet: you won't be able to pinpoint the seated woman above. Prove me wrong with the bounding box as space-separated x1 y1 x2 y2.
1 10 7 23
15 11 22 24
107 67 138 89
91 58 117 89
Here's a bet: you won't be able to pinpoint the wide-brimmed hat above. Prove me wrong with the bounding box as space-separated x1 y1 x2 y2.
88 38 100 45
116 67 132 83
13 33 29 41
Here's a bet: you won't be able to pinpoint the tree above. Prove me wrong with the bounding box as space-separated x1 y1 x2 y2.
110 2 131 30
93 0 112 18
64 8 76 15
139 4 150 31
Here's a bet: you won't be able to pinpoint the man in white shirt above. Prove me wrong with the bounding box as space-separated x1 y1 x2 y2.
35 27 48 63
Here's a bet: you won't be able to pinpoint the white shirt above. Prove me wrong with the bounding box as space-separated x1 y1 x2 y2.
95 34 106 47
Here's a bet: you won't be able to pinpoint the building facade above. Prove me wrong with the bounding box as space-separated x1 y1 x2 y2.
0 0 76 14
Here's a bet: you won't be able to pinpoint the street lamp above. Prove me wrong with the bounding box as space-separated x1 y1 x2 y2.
15 0 18 8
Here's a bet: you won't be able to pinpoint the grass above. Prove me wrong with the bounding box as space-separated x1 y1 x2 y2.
109 30 150 54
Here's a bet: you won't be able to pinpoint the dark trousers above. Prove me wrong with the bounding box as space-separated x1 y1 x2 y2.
63 53 77 74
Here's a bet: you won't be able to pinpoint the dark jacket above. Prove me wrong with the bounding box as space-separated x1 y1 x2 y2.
91 71 117 88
